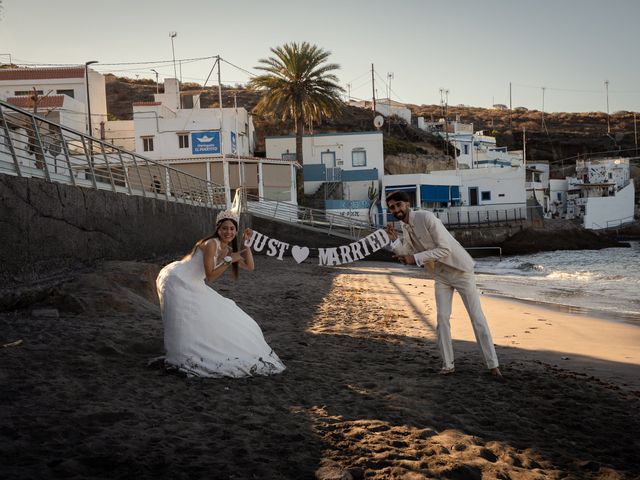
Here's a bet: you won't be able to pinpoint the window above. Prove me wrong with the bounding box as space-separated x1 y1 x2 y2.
15 90 43 96
557 192 562 201
463 144 469 155
142 136 154 152
56 89 75 99
352 149 367 167
181 95 194 109
178 133 189 149
281 153 296 161
608 172 613 179
321 151 336 166
481 191 491 201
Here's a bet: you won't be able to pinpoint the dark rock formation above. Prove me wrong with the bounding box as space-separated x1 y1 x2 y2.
499 221 629 255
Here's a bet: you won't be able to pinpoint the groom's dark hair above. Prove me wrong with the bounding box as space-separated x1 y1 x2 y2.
386 190 411 204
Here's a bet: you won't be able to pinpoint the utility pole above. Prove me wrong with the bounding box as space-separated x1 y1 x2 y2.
371 63 376 112
387 72 393 134
346 83 351 101
634 112 638 156
151 69 159 94
217 55 224 156
541 87 546 130
605 80 610 134
509 82 512 128
444 89 450 157
523 126 527 167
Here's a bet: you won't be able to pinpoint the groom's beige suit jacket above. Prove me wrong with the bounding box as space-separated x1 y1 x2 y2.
392 209 475 273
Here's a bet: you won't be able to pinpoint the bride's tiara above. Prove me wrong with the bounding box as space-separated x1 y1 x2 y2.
216 209 239 224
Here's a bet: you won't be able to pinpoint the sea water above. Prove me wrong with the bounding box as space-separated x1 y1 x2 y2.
474 241 640 321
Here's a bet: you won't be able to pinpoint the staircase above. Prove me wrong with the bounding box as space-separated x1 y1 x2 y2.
0 99 226 209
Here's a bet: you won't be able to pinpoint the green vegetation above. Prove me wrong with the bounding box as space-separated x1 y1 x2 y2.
248 42 344 166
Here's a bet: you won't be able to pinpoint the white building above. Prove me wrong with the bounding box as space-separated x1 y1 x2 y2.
134 78 297 205
383 165 527 225
525 162 550 209
266 131 384 219
554 158 635 229
0 66 133 150
417 118 522 169
348 98 412 124
5 94 87 133
0 66 107 137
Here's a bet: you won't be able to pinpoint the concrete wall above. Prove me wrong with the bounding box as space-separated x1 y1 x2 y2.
0 174 217 281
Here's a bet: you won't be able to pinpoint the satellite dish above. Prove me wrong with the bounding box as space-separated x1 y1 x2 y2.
373 115 384 129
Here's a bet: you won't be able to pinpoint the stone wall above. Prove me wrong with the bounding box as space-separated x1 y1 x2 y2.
0 175 217 281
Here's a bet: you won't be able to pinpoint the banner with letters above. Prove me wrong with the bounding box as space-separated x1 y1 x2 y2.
244 229 390 266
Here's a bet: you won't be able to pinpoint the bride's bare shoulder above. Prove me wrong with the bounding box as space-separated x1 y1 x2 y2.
200 237 219 253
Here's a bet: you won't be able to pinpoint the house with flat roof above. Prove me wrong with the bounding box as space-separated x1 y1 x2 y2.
266 131 383 220
134 78 297 205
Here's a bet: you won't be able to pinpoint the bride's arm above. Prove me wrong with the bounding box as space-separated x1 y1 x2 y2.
202 239 230 282
237 229 255 271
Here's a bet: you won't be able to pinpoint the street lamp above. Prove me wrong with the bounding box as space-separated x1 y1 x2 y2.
169 32 179 107
84 60 98 137
151 69 159 94
169 32 177 80
605 80 610 134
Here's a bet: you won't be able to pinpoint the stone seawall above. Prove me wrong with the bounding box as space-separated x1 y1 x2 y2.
0 175 217 281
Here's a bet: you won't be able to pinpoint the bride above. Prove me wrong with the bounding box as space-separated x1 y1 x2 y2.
156 209 285 378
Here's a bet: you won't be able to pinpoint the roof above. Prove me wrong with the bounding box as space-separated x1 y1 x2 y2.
7 95 65 108
0 67 86 81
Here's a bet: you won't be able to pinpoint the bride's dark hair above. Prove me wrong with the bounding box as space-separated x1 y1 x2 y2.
187 218 240 279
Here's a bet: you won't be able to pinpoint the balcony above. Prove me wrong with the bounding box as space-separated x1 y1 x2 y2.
303 164 379 182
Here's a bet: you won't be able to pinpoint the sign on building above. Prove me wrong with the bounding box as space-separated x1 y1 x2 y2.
192 131 221 155
230 131 237 155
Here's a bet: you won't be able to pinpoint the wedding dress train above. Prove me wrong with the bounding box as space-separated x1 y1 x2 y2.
156 243 285 378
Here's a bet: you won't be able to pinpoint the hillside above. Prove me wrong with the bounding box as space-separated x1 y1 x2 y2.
105 75 639 177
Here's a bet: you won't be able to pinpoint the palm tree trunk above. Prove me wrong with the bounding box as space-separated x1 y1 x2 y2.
295 115 304 205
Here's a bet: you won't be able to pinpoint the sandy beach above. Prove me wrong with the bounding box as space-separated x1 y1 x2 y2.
1 256 639 479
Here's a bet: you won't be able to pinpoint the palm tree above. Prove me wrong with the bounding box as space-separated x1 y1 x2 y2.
249 42 344 200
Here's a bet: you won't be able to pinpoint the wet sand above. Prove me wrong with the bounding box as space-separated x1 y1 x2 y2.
1 257 639 479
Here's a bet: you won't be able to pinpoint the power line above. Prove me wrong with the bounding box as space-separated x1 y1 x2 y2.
220 58 256 78
11 55 216 67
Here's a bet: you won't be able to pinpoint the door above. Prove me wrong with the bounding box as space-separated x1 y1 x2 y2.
469 187 479 206
321 151 336 167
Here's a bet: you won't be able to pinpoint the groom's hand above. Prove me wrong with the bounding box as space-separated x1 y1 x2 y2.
385 223 398 241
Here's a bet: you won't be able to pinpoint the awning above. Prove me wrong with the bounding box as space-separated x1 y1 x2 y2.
420 185 459 202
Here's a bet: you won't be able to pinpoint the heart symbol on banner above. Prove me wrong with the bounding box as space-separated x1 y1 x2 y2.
291 245 310 264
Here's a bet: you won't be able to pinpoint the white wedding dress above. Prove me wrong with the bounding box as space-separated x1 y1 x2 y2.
156 240 285 378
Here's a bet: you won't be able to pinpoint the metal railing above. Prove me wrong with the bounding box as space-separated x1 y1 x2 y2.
0 99 226 209
242 191 379 241
429 205 528 227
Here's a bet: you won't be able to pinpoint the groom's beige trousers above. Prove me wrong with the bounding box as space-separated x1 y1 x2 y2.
433 263 499 370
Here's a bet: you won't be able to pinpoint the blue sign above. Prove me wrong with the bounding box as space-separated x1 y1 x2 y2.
191 131 220 155
230 131 237 155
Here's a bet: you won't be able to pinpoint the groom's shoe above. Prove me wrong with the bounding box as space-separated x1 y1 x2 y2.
438 367 455 375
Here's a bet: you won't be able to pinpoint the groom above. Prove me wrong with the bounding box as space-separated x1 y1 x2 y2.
385 190 502 379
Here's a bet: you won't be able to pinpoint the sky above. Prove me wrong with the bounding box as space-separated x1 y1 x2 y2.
1 0 639 113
